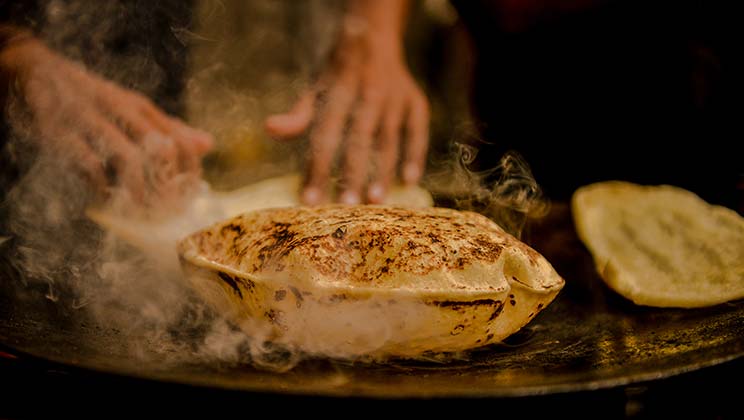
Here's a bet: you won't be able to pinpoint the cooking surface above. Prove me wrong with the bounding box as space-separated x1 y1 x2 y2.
0 203 742 398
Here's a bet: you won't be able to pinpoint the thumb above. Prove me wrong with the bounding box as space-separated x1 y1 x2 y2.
264 90 316 140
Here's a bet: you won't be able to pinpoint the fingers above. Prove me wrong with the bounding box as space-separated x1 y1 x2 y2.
35 109 110 195
402 92 430 186
263 60 429 205
84 115 146 202
84 107 205 206
165 123 201 174
96 87 155 143
20 51 212 206
176 122 214 155
142 131 180 192
132 95 213 172
99 90 213 173
152 119 211 177
301 84 427 204
303 80 358 205
339 90 382 204
367 98 404 204
265 90 317 140
136 94 177 136
64 134 108 195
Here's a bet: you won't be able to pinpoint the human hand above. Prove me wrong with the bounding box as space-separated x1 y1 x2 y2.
0 35 213 207
265 18 429 205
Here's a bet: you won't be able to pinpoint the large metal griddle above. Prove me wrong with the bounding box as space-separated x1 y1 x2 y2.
0 202 742 399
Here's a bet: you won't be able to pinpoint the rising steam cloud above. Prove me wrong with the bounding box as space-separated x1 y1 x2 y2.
1 0 343 371
2 0 548 372
426 142 549 239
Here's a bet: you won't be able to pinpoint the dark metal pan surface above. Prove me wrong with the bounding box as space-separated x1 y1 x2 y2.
1 203 742 398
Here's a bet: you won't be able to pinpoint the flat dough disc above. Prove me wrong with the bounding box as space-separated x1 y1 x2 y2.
87 174 433 269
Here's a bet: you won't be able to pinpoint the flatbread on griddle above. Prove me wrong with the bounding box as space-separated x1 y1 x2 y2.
178 205 564 358
86 173 433 271
572 181 744 308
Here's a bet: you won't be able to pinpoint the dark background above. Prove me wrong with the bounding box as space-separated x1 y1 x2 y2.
439 0 742 209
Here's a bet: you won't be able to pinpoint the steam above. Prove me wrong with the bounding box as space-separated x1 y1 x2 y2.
1 0 346 372
425 142 549 238
1 0 549 374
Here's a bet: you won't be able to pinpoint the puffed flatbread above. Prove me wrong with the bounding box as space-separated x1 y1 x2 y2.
178 205 564 358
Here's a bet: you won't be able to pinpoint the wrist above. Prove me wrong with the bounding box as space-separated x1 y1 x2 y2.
340 15 403 59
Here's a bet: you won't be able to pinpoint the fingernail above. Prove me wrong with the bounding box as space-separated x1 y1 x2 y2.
202 135 214 151
403 164 421 185
144 132 172 153
339 191 360 205
367 183 385 203
302 187 322 205
265 115 283 126
265 115 289 132
190 129 214 150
